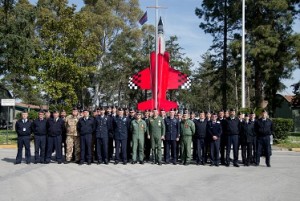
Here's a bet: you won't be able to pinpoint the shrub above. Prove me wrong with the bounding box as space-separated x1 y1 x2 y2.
272 118 294 142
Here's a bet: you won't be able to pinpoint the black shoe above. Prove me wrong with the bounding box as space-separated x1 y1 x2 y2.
233 163 239 167
64 161 70 164
267 164 271 167
196 162 200 166
58 161 62 164
225 163 230 167
15 161 21 165
97 161 102 165
131 161 136 164
45 161 50 164
87 162 91 165
173 162 177 165
104 160 108 165
26 161 31 164
123 162 127 165
114 161 119 165
215 164 219 167
140 161 144 165
210 163 214 166
34 161 38 164
79 161 84 165
158 162 162 166
151 161 156 165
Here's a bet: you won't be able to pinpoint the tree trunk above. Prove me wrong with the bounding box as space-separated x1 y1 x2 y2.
222 0 228 110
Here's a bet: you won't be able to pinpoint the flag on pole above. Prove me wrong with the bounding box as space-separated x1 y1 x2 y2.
139 11 148 25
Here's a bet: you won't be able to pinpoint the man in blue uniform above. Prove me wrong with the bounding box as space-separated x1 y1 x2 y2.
15 110 32 164
207 113 222 166
32 110 47 164
218 109 227 165
46 110 65 164
255 110 273 167
164 108 180 165
95 107 112 165
113 108 130 165
77 109 95 165
194 110 208 165
225 108 240 167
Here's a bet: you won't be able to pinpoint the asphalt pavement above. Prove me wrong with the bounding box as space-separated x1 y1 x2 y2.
0 148 300 201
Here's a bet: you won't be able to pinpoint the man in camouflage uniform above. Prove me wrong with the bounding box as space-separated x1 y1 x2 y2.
64 107 80 163
147 108 165 165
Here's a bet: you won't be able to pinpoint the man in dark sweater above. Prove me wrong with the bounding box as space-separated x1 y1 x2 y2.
225 108 240 167
194 111 208 165
207 113 222 166
45 110 65 164
32 110 47 164
15 110 32 164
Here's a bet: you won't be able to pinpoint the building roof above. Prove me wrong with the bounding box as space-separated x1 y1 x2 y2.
15 103 49 110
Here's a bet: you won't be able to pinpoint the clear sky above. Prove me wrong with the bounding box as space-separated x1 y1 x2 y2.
30 0 300 95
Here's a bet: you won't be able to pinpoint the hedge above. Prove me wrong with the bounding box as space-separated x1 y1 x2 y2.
272 118 294 142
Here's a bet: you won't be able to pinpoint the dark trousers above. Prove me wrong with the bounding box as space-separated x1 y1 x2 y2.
226 135 239 165
108 136 114 160
46 135 62 162
192 136 197 160
127 133 132 160
210 139 220 165
16 135 31 163
165 140 177 163
196 138 205 164
115 139 127 162
220 135 227 163
80 134 92 163
34 135 46 163
96 137 108 162
256 136 271 165
144 135 151 161
176 139 181 161
204 138 211 163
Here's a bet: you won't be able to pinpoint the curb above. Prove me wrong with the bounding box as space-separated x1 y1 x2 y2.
0 144 17 149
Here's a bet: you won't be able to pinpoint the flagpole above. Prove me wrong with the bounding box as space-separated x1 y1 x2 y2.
241 0 246 108
155 0 158 109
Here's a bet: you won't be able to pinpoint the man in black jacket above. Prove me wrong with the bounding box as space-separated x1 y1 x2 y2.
255 110 273 167
240 113 256 166
207 113 222 166
45 110 65 164
77 109 95 165
194 111 208 165
225 108 240 167
32 110 47 164
15 110 32 164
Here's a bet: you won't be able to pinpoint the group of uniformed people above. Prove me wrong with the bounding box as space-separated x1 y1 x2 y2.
15 106 273 167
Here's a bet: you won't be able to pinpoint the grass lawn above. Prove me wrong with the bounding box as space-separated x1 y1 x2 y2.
0 130 17 145
275 132 300 150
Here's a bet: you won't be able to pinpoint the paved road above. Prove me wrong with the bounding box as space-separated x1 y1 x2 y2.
0 148 299 201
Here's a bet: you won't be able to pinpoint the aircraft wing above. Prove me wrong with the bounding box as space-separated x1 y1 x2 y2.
167 68 191 90
128 68 151 90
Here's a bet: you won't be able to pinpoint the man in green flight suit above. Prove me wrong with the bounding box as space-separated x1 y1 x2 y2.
180 111 195 166
147 108 165 165
131 111 147 164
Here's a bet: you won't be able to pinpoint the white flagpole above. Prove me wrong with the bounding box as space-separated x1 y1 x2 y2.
241 0 246 108
155 0 158 109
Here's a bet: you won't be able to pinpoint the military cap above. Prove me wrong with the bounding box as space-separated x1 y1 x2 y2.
153 108 158 111
44 110 49 113
38 110 44 114
129 108 135 112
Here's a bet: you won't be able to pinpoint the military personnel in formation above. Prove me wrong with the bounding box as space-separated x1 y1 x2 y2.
15 110 32 164
113 108 130 165
218 109 227 165
46 110 65 164
130 111 147 164
255 110 273 167
108 106 117 161
32 110 47 164
240 113 256 166
204 111 212 163
194 111 207 165
143 110 151 161
127 108 136 160
60 110 67 156
147 108 165 165
95 107 112 165
225 108 240 167
77 109 95 165
207 113 222 166
164 108 180 165
180 111 195 166
64 107 80 164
